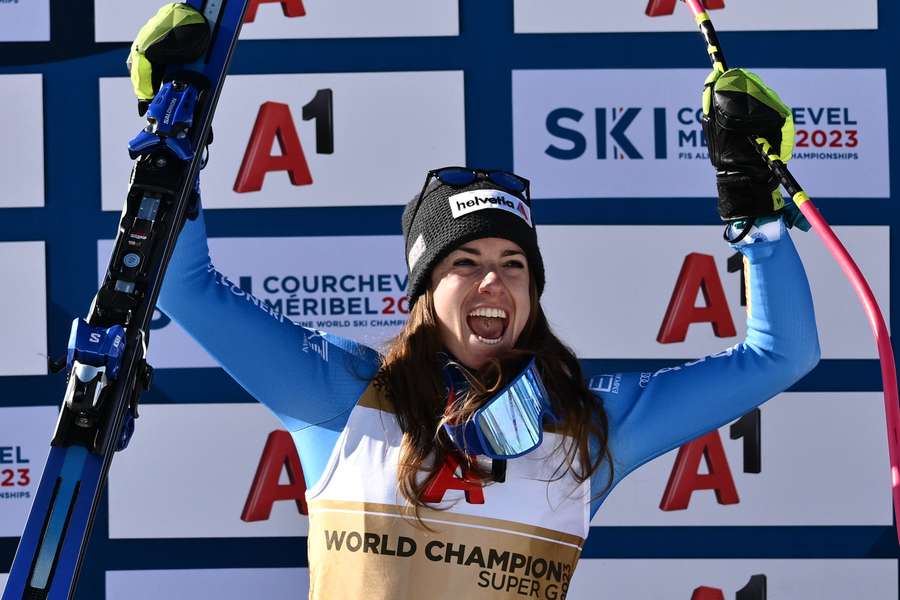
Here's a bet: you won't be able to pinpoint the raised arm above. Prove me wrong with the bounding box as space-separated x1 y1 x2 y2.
157 208 380 484
130 4 378 488
589 218 819 510
588 69 821 511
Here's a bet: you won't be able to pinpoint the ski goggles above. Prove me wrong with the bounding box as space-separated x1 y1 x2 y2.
443 359 557 459
417 166 531 203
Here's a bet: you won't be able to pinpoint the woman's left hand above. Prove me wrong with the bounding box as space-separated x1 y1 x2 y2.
701 68 805 228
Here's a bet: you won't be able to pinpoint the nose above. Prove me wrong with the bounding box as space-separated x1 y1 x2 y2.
477 269 502 294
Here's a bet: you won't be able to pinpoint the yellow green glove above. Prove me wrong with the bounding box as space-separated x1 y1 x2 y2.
127 3 210 115
702 68 796 224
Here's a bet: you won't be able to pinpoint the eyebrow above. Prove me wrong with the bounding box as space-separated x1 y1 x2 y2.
457 246 525 257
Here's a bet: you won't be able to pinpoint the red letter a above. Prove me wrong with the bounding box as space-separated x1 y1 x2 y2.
691 587 726 600
422 454 485 504
660 431 739 511
645 0 725 17
234 101 313 193
245 0 306 23
241 430 308 521
657 252 736 343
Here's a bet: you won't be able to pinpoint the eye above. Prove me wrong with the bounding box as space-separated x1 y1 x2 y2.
453 258 477 267
503 259 526 269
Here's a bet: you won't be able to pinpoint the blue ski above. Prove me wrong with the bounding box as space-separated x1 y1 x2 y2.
2 1 249 598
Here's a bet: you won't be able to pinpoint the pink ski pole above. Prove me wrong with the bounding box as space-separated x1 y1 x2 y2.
680 0 900 544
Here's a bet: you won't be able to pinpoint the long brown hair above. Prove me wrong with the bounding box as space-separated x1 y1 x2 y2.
375 279 613 510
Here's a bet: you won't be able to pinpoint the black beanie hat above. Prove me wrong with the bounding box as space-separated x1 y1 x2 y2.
402 178 545 304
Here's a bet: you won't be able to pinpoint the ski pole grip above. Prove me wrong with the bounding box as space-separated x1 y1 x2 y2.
681 0 803 201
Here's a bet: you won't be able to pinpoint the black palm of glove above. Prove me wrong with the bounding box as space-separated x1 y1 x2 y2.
127 3 211 116
702 68 794 225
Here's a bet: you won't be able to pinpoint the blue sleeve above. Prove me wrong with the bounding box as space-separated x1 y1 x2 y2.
157 209 381 488
587 219 820 516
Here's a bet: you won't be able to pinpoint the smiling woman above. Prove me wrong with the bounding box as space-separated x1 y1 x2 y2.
431 239 531 365
132 4 821 599
375 169 612 524
157 160 819 599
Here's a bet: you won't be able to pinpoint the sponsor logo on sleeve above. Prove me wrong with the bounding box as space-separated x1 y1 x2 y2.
587 374 620 394
449 190 533 227
301 330 329 363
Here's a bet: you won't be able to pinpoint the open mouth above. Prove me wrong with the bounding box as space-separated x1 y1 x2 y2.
466 307 509 346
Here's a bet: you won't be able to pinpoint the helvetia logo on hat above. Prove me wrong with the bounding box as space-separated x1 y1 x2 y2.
448 190 533 227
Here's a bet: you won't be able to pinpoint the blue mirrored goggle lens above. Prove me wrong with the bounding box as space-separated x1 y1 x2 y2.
473 362 551 458
487 171 527 193
433 168 527 195
434 168 477 186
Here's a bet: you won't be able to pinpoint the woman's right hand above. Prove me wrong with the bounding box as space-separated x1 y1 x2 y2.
127 3 210 115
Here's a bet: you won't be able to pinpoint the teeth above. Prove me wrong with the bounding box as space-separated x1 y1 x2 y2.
476 335 503 345
468 307 508 319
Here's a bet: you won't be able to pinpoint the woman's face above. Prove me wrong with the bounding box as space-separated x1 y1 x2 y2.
430 237 531 369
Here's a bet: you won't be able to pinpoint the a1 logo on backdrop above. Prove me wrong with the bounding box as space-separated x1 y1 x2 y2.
233 89 334 193
101 72 465 210
657 251 746 345
242 430 308 522
645 0 724 17
98 0 458 41
242 399 761 517
658 408 761 511
244 0 306 22
652 250 762 513
693 575 766 600
590 370 763 513
240 431 487 517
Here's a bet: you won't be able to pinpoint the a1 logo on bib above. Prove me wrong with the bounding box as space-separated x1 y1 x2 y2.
448 190 533 227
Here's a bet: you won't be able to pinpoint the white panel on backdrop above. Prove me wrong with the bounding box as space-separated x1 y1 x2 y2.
0 75 44 207
99 235 407 368
100 72 464 210
107 568 309 600
514 69 888 199
0 0 50 41
0 407 57 537
109 405 309 538
568 560 896 600
593 393 890 526
0 242 47 375
95 0 458 42
540 225 888 359
515 0 878 33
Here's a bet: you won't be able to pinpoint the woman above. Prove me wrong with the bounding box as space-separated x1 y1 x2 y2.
137 4 820 598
